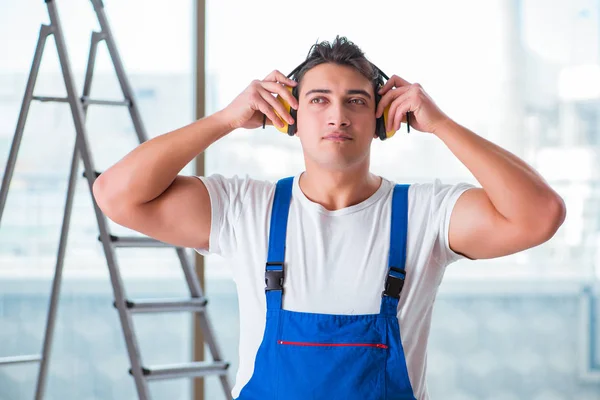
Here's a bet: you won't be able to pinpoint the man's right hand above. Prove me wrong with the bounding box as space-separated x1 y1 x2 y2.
220 70 299 130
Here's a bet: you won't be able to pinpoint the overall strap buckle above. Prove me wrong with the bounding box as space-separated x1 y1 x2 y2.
265 262 284 292
382 267 406 299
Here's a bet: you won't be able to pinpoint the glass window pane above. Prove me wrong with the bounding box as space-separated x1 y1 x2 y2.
205 0 600 398
0 1 195 398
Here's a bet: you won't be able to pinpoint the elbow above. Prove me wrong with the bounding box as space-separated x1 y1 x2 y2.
538 193 567 241
92 173 112 214
92 173 128 222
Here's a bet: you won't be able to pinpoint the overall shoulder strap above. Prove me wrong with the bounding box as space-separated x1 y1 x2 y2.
265 177 294 310
381 183 410 316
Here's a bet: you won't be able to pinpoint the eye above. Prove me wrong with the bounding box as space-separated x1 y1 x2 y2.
349 98 366 105
310 97 326 104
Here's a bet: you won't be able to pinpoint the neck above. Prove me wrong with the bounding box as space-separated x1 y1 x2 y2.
299 164 382 211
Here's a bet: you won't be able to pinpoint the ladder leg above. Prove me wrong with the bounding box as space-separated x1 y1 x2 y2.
0 24 53 223
34 144 80 400
177 250 228 360
176 251 233 398
35 34 96 395
44 1 151 398
81 32 103 100
195 310 233 400
0 22 58 381
90 0 149 144
35 25 101 399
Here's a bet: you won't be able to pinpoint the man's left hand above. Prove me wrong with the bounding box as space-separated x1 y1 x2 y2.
375 75 451 135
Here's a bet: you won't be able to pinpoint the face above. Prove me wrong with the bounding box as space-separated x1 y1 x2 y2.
295 63 377 172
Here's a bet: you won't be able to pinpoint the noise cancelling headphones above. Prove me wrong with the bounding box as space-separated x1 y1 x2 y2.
262 60 410 140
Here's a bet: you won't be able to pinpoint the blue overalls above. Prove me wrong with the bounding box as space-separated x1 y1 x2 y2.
236 177 417 400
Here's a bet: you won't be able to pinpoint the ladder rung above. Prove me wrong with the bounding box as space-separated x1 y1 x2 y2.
101 234 174 248
120 298 208 313
32 95 69 103
0 355 41 366
132 361 230 381
81 97 130 107
32 96 129 107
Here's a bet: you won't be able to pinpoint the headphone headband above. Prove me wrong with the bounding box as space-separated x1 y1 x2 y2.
287 60 388 82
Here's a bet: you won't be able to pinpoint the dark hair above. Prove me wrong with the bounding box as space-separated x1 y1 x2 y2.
292 36 382 97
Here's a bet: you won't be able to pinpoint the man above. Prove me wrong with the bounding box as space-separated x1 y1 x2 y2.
93 36 566 399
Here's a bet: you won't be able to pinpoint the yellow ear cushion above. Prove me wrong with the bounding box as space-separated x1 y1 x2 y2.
382 104 397 139
273 86 294 134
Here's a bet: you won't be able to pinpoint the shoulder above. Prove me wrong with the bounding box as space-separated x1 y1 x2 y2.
405 178 477 264
383 177 474 207
196 173 276 199
406 178 476 209
386 177 476 239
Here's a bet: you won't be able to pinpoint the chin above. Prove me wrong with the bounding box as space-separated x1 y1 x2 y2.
302 144 369 170
316 156 362 171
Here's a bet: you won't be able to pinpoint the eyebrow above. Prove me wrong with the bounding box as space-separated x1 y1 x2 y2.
304 89 372 100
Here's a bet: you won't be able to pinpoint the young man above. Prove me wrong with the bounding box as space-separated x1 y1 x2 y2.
93 36 566 399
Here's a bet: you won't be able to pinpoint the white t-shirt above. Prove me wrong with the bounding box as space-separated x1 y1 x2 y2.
195 172 475 400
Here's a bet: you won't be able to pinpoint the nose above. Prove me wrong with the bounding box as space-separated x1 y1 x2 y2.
327 102 351 128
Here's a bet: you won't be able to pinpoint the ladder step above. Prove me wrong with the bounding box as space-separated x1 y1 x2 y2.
100 234 174 248
131 361 230 381
0 354 41 366
32 95 69 103
81 96 130 107
120 298 208 313
32 95 130 107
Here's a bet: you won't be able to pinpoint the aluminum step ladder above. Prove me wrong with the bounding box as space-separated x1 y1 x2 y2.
0 1 232 399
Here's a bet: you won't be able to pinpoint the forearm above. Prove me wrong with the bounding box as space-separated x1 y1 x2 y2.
434 119 566 228
94 110 233 206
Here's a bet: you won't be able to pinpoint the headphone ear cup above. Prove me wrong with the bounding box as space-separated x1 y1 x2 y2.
374 73 399 141
375 87 385 140
381 104 397 140
274 86 293 135
375 105 398 140
274 85 298 136
375 115 386 140
288 85 298 136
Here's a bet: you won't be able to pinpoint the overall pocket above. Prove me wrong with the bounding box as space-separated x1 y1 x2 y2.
276 338 387 400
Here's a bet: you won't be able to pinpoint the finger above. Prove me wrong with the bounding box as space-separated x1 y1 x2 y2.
262 81 299 110
264 69 298 87
391 101 411 133
376 86 410 118
378 74 411 95
259 87 294 125
258 100 285 128
252 89 286 128
386 89 412 130
262 114 270 127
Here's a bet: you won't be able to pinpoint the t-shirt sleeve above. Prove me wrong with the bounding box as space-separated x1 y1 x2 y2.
193 174 251 258
429 178 477 266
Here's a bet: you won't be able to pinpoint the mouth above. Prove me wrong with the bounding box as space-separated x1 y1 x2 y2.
323 132 353 141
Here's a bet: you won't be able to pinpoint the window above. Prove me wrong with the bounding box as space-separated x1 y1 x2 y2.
204 0 599 282
204 0 600 398
0 1 197 398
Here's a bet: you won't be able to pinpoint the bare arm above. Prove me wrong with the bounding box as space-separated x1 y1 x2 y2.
376 76 566 261
92 70 298 249
92 111 233 249
436 119 566 260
